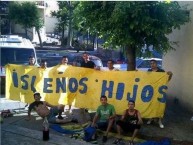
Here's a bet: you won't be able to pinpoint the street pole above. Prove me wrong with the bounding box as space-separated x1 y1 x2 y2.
0 15 1 36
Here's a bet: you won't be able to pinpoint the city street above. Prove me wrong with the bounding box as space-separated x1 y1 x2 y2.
1 95 193 145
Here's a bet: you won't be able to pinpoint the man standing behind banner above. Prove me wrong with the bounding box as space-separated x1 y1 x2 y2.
146 59 173 128
97 59 119 71
28 55 39 66
81 52 95 68
59 56 72 113
25 55 39 108
91 95 116 143
39 60 47 69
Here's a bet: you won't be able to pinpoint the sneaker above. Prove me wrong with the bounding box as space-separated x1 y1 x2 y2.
58 115 64 120
147 119 152 125
158 119 164 128
71 118 78 123
113 138 122 144
25 103 29 108
102 135 107 143
129 141 134 145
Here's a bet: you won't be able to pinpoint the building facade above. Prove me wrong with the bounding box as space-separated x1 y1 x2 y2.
164 2 193 111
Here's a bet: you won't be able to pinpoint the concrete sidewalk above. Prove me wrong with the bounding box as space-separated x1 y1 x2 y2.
1 97 193 145
1 111 91 145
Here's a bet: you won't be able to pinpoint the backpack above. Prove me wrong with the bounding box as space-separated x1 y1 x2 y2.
83 126 96 142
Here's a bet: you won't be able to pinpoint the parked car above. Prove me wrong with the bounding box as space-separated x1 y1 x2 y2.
37 52 103 68
113 58 162 71
43 37 60 45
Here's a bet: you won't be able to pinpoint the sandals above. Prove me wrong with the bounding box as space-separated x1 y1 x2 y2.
1 110 14 118
113 138 123 144
128 141 134 145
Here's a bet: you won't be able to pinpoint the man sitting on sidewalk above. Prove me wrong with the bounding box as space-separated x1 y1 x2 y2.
26 92 77 124
91 95 116 143
113 100 143 145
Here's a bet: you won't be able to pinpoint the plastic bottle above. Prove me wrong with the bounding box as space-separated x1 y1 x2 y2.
42 117 49 141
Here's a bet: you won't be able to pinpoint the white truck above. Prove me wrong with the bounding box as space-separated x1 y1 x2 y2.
0 35 37 94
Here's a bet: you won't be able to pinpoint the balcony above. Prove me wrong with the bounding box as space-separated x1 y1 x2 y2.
35 1 46 9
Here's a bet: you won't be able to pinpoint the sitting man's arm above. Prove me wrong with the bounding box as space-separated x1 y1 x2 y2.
44 101 56 108
91 107 100 127
137 111 143 125
109 106 116 120
26 103 33 121
91 114 99 127
120 110 127 121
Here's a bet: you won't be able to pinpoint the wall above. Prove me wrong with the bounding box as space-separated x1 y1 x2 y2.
164 2 193 111
45 17 58 33
44 1 59 33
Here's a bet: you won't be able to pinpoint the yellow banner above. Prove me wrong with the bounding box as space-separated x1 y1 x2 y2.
6 64 169 118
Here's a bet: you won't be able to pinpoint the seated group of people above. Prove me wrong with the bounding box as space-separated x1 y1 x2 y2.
91 95 142 145
26 93 143 145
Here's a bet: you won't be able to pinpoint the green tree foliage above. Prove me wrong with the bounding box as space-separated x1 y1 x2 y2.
75 1 190 70
51 1 79 47
9 2 44 48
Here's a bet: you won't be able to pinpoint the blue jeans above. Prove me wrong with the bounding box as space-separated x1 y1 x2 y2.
47 107 59 123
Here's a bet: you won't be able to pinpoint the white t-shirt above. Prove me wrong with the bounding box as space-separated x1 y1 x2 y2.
100 67 119 71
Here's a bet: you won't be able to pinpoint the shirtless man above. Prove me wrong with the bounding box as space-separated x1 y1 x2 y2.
26 92 77 123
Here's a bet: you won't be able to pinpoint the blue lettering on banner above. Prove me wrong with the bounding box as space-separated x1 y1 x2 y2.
69 78 78 93
56 77 66 93
21 75 29 90
79 77 88 94
127 78 140 101
31 76 36 92
12 71 18 88
10 70 168 104
116 83 124 100
101 80 114 98
43 78 53 93
141 85 153 102
158 85 168 103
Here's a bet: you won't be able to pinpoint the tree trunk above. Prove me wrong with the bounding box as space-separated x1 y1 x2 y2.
67 20 72 48
61 24 65 46
25 28 28 39
125 46 136 71
36 29 43 48
67 3 73 48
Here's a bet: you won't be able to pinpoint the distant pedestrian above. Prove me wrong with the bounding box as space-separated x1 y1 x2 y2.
81 52 95 69
146 59 173 128
26 92 77 124
91 95 116 143
113 100 143 145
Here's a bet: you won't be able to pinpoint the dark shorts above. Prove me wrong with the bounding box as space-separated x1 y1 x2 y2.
47 107 59 123
116 120 141 132
96 121 108 131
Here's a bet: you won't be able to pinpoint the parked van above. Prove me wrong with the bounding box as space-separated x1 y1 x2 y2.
0 35 37 94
